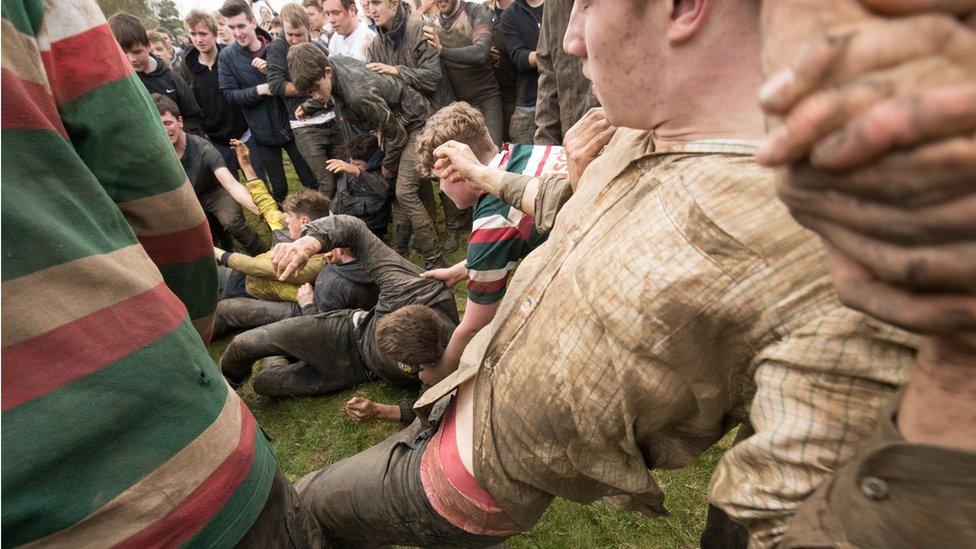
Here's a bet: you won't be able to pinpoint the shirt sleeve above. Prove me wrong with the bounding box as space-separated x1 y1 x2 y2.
501 9 533 73
200 139 228 173
347 85 408 174
438 4 494 65
466 224 520 305
396 25 442 96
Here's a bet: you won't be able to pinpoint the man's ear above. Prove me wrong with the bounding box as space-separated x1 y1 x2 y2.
668 0 708 44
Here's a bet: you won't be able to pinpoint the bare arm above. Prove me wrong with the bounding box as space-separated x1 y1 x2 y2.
421 299 498 385
214 167 260 214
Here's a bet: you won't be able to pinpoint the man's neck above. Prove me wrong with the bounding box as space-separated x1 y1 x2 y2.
311 28 322 40
525 0 543 8
174 133 188 158
198 46 218 67
650 29 765 148
246 35 262 52
145 55 158 74
341 20 359 38
443 2 462 19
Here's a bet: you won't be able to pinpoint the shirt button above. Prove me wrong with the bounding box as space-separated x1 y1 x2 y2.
860 476 889 501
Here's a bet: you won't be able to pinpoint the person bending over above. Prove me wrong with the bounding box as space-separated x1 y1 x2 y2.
288 43 446 268
212 141 331 334
220 214 459 398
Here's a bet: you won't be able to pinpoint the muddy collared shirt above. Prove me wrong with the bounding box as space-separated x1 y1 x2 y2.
416 129 917 546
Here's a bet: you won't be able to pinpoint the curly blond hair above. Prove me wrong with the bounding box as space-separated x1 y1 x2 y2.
415 102 496 177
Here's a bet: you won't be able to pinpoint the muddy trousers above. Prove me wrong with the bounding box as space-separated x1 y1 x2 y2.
237 468 325 548
200 186 266 257
220 311 370 397
213 297 300 340
296 414 508 547
391 131 443 266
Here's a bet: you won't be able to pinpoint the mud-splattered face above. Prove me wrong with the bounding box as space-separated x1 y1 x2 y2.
564 0 668 129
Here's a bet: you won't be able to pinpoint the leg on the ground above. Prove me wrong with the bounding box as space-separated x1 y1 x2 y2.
295 418 507 547
255 144 289 202
395 132 444 268
700 422 754 549
251 357 332 397
235 467 324 548
213 297 299 339
201 187 267 256
439 188 471 254
293 125 339 198
285 139 320 191
220 312 369 395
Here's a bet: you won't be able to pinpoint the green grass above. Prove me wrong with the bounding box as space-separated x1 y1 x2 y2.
210 162 728 547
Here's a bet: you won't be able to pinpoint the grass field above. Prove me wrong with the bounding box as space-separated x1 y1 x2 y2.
207 164 729 547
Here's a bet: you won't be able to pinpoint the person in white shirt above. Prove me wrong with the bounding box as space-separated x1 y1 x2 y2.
324 0 376 61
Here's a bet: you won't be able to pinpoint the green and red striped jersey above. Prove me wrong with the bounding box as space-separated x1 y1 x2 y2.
465 144 566 304
1 0 277 545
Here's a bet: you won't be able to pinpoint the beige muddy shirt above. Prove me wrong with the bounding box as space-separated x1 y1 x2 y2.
417 128 916 545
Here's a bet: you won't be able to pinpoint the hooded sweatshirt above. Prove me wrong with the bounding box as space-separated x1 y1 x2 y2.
139 53 205 135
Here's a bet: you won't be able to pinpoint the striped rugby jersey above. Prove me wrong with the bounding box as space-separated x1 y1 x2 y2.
465 144 565 304
1 0 277 545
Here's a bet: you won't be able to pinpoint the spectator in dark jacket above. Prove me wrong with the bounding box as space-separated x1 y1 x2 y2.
182 9 266 180
500 0 543 144
109 12 204 136
217 0 318 201
267 4 341 198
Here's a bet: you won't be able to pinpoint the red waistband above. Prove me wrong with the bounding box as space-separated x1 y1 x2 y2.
420 401 523 537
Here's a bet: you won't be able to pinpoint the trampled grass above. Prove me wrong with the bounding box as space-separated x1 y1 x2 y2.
206 163 728 547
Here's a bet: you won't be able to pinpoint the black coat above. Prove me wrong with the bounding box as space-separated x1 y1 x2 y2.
182 45 248 145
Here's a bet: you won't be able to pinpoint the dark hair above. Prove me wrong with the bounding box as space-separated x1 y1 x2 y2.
108 12 150 50
340 133 380 163
151 93 181 118
321 0 357 9
281 188 332 219
219 0 254 21
153 26 174 38
376 304 447 365
302 0 324 10
287 41 331 95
